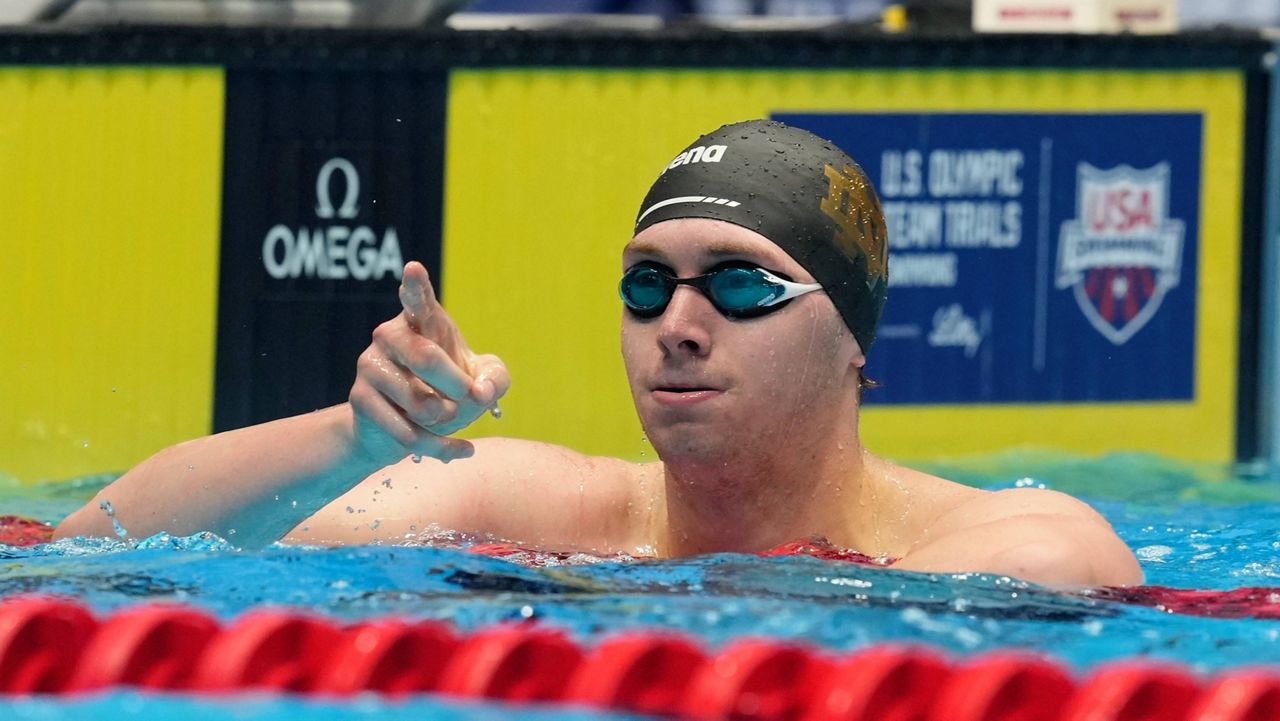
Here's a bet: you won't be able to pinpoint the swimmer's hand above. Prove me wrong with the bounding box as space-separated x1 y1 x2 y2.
348 261 510 464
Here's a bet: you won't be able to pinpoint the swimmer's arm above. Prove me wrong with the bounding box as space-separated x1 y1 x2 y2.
892 489 1143 588
54 404 387 548
284 437 642 553
57 261 510 548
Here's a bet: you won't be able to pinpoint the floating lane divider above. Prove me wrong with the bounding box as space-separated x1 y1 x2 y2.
1 597 1279 720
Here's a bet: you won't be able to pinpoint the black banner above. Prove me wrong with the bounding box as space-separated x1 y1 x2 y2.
214 68 448 431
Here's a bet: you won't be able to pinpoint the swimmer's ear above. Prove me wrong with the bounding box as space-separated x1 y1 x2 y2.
849 338 867 370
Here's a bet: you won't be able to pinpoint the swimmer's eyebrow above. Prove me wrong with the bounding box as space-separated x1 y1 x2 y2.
623 238 769 261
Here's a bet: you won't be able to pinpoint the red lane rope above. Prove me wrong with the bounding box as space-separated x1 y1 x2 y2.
8 516 1280 620
1 595 1279 721
0 516 55 547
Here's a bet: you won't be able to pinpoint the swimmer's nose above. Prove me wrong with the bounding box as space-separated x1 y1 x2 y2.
656 286 714 357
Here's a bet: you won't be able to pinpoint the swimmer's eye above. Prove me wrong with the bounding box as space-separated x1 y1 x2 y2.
619 261 823 320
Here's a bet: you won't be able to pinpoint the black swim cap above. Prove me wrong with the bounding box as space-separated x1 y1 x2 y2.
634 119 889 353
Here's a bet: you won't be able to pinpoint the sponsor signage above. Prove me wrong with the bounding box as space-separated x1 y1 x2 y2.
776 112 1202 405
972 0 1177 34
261 157 406 282
215 70 448 430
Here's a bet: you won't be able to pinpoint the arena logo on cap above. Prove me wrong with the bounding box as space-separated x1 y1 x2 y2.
261 157 405 281
666 144 727 171
1055 162 1184 345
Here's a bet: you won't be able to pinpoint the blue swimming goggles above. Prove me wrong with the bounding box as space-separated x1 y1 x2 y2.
619 261 825 319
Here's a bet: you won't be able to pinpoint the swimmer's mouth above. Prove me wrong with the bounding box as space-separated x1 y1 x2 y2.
651 384 724 406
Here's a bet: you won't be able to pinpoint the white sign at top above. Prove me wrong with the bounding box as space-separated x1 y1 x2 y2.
972 0 1177 34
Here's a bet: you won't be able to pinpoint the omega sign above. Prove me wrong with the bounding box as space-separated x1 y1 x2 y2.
262 158 404 280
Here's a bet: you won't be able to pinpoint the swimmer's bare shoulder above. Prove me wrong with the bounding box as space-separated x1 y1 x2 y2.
861 456 1139 587
286 437 658 555
888 463 1143 588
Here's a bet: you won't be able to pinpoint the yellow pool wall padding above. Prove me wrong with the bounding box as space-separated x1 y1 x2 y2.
0 67 225 484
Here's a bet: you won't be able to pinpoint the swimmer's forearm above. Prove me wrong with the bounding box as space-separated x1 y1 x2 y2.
53 404 384 548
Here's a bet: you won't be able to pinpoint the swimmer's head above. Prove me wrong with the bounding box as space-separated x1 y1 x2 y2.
634 119 888 353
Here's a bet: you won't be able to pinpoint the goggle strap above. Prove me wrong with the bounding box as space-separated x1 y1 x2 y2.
755 269 823 307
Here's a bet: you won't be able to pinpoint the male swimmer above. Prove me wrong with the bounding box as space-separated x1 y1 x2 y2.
56 120 1142 588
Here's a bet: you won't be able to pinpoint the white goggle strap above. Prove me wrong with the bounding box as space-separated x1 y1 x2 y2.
756 269 824 308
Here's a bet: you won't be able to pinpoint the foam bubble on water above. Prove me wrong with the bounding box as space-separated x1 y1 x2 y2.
900 606 983 649
1135 545 1173 563
826 577 873 590
1233 562 1280 579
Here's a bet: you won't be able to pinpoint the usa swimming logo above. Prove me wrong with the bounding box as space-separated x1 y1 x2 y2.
1055 162 1184 345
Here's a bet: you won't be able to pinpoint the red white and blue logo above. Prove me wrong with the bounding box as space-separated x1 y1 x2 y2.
1055 162 1185 346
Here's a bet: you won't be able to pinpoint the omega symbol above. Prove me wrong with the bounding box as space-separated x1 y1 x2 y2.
315 157 360 220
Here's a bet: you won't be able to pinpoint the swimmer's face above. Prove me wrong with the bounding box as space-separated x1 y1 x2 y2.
620 217 865 464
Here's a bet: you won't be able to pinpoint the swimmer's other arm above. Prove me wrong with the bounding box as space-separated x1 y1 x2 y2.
55 262 516 547
54 404 391 547
892 488 1143 588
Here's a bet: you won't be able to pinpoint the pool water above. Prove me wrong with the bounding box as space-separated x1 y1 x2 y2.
2 451 1279 718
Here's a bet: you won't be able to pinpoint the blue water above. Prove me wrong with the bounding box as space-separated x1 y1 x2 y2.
3 452 1280 718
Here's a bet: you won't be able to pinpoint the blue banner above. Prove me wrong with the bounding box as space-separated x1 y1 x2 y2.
776 112 1202 405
